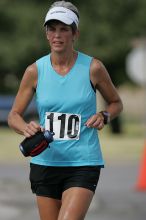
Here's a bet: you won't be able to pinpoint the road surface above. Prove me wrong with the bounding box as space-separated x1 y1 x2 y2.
0 162 146 220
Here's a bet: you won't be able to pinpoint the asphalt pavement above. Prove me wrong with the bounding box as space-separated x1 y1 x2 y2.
0 161 146 220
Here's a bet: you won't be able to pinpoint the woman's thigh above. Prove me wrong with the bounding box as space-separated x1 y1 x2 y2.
58 187 94 220
36 196 61 220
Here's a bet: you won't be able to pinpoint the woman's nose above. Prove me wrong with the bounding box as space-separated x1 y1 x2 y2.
54 30 61 38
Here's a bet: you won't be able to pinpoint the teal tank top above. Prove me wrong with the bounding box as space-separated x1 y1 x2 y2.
31 51 104 166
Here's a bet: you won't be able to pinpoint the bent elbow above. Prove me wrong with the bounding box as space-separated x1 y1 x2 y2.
7 111 18 129
120 99 123 113
7 111 13 128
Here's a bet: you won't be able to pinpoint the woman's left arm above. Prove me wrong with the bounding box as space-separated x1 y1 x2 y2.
85 58 123 129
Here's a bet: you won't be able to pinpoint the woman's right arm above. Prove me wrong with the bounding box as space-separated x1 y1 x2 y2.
8 63 41 137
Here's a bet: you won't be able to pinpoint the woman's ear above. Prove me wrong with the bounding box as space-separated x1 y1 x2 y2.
73 29 80 41
76 29 80 39
46 28 49 41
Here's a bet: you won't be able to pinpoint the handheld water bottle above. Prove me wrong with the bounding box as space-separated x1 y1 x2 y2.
19 130 54 157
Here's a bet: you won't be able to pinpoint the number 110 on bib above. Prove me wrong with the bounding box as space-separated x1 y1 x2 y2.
45 112 81 140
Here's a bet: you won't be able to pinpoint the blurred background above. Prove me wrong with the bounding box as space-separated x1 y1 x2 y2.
0 0 146 220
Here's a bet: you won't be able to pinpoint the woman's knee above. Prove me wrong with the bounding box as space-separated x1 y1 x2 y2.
58 213 84 220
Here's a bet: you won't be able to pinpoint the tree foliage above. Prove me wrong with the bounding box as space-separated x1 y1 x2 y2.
0 0 146 93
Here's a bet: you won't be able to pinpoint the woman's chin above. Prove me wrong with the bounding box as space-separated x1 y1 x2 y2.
52 47 65 53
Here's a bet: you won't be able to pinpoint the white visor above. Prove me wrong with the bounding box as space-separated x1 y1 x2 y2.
44 6 79 28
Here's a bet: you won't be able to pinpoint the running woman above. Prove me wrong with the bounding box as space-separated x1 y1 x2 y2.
8 1 123 220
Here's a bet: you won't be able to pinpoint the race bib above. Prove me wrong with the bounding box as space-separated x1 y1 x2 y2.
45 112 81 140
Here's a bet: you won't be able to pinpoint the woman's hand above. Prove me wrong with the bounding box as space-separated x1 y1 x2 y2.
23 121 44 137
85 113 104 130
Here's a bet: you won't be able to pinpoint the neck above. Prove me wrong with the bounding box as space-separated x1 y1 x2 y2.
51 49 76 66
50 50 78 75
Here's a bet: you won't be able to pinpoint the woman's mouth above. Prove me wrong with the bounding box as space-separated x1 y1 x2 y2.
53 41 63 45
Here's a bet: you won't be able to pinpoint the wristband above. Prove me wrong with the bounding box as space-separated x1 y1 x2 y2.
99 111 110 125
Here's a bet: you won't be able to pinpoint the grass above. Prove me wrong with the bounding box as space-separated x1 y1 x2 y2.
0 128 28 163
0 120 145 164
99 120 145 163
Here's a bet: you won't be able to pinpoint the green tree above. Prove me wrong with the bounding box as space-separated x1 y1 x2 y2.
0 0 146 93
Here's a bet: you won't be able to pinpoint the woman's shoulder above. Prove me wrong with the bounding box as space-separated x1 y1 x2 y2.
90 57 109 87
90 57 105 73
25 63 37 76
22 63 38 90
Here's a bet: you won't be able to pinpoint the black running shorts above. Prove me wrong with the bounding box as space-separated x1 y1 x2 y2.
29 163 101 200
